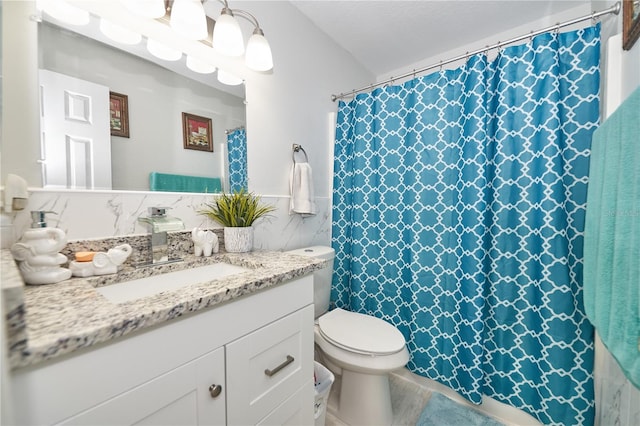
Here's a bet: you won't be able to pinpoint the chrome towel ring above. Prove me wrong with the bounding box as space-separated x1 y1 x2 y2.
292 144 309 163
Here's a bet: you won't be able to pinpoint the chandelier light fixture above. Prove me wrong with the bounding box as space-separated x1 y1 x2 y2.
212 7 245 57
245 26 274 72
99 18 143 45
36 0 90 26
147 38 183 61
186 55 217 74
227 8 274 72
120 0 166 19
217 68 243 86
169 0 208 41
38 0 273 85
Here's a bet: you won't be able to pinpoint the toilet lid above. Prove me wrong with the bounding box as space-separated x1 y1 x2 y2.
318 308 406 355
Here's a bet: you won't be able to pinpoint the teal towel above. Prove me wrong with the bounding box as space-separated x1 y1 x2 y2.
149 172 222 194
583 86 640 388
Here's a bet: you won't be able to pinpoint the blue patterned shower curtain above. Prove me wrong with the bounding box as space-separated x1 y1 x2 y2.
227 128 248 192
332 26 600 425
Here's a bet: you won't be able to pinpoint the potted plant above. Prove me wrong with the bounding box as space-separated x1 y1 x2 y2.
199 189 276 252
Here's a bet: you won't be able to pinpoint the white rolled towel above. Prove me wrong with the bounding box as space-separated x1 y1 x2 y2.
289 162 316 216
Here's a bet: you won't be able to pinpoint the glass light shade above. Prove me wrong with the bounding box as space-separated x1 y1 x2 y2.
147 39 182 61
41 0 90 26
170 0 208 40
120 0 166 19
100 18 142 45
217 69 243 86
212 11 245 57
186 56 216 74
245 32 273 71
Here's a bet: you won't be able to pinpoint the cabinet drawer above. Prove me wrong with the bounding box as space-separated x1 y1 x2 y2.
257 381 314 426
226 305 314 425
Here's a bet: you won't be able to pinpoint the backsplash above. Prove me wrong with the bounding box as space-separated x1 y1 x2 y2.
60 230 222 267
4 189 331 251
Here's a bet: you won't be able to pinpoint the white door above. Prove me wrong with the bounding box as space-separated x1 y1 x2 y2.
39 69 112 190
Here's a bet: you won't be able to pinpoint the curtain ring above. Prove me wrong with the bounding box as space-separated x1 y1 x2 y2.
591 10 596 25
439 60 443 71
554 23 560 34
529 31 534 42
497 41 502 53
413 69 417 79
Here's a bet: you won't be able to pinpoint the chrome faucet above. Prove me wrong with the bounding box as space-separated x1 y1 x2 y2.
137 207 184 266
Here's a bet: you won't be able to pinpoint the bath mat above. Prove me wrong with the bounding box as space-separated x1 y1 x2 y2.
416 393 504 426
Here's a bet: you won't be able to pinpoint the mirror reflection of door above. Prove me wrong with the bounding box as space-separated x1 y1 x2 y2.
39 69 112 190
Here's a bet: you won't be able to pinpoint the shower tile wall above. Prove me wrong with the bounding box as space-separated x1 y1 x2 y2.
596 337 640 426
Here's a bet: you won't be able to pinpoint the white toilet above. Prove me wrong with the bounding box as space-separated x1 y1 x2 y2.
287 246 409 426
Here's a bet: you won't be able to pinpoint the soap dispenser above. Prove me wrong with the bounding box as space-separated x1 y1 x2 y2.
10 210 72 285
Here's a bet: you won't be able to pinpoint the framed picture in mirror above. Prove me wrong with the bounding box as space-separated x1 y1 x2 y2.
182 112 213 152
109 92 129 138
623 0 640 50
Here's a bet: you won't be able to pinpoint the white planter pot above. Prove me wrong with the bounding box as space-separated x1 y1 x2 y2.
223 227 253 253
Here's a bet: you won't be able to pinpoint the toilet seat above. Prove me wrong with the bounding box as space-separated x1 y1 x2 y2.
318 308 406 356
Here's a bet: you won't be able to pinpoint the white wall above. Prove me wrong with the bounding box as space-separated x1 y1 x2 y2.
240 1 364 199
378 3 593 84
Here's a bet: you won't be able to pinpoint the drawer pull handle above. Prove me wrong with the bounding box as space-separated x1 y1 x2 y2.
209 384 222 398
264 355 295 377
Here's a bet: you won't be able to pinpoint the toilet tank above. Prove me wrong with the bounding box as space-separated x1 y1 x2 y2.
286 246 335 318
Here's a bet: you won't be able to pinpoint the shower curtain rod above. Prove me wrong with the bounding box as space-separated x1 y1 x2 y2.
225 125 245 135
331 1 621 102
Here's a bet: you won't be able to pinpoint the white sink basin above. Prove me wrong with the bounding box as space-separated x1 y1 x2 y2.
97 263 250 303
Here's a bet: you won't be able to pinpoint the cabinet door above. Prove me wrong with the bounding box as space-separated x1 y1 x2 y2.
226 305 314 425
58 347 226 426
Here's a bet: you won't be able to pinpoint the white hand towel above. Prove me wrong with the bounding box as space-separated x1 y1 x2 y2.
289 162 316 216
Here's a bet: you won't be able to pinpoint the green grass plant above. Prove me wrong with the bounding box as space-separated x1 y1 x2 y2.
199 189 276 227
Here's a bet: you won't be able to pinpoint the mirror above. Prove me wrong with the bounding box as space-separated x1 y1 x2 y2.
34 17 246 192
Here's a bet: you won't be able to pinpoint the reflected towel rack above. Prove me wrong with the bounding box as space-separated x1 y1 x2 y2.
292 144 309 163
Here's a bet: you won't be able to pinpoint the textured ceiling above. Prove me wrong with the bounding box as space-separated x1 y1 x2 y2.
290 1 598 77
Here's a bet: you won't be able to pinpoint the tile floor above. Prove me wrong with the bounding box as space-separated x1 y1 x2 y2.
324 371 432 426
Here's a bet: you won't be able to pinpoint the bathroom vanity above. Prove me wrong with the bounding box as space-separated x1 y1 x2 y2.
2 250 323 425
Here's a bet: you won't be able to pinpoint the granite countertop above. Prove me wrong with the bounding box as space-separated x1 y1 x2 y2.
2 249 325 370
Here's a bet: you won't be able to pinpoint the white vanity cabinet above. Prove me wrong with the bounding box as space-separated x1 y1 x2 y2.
10 275 314 425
